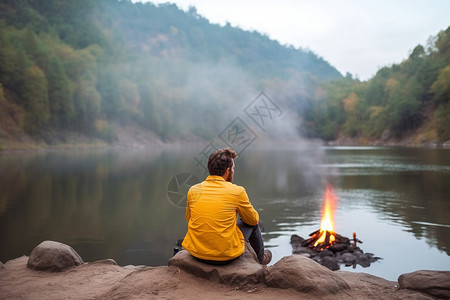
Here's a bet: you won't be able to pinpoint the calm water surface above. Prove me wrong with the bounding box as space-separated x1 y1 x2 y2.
1 145 449 280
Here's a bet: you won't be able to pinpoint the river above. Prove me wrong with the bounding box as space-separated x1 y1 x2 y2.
0 144 449 280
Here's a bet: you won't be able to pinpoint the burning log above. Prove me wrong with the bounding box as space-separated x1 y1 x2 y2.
291 230 381 271
302 229 350 251
308 229 320 236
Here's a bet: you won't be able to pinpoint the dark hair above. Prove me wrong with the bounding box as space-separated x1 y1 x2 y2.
208 147 238 176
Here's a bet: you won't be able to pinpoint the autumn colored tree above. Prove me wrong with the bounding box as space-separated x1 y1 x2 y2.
341 92 361 137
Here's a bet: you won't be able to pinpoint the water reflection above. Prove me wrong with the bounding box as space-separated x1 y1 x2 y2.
0 148 192 266
326 148 450 256
0 145 449 281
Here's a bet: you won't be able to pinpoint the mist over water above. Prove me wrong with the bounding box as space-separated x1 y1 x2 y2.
107 15 315 142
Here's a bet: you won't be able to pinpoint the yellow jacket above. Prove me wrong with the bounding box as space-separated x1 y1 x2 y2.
182 175 259 261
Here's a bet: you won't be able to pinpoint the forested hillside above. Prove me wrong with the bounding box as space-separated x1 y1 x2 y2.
0 0 448 149
308 27 450 144
0 0 340 148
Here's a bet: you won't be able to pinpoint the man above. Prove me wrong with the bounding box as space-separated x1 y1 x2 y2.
182 147 272 265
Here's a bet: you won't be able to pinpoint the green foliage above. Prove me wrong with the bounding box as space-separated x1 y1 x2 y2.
22 65 50 133
319 121 339 141
360 106 387 138
97 69 121 119
307 26 450 142
23 27 49 70
47 56 74 127
434 27 450 64
0 26 29 93
431 65 450 105
435 102 450 142
311 77 355 140
386 76 423 136
73 79 101 133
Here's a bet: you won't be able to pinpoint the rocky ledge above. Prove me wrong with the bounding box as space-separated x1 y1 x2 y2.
1 240 449 299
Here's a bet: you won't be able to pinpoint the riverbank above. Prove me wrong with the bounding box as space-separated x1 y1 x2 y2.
0 122 212 153
327 128 450 148
2 120 450 153
2 135 450 153
1 255 444 300
2 240 449 300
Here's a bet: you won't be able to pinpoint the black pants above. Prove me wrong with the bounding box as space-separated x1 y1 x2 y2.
237 219 265 263
194 219 265 265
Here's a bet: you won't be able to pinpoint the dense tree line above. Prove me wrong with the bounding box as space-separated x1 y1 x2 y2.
0 0 340 143
0 0 448 145
307 27 450 143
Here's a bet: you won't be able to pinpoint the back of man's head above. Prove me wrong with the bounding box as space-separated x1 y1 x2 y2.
208 148 238 176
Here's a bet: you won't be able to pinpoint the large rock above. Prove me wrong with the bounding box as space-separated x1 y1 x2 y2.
168 244 263 286
264 255 350 295
398 270 450 299
27 240 84 272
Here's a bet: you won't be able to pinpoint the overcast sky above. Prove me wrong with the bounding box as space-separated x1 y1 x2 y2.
135 0 450 80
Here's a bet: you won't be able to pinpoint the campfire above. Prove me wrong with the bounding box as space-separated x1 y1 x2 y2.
291 185 380 271
305 186 338 250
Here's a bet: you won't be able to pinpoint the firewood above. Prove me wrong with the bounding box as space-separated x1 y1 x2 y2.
309 229 320 236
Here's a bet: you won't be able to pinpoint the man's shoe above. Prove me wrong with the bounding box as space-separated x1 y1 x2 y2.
260 249 272 265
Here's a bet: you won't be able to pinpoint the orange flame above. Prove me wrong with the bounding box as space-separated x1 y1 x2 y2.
314 185 337 247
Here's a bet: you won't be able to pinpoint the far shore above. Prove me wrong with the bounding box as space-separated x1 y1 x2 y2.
2 120 450 153
1 136 450 153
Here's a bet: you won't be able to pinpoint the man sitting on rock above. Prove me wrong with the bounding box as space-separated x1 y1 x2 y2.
182 147 272 265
